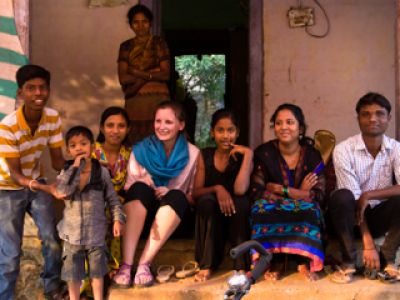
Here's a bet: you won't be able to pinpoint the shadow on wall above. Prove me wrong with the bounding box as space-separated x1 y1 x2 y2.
49 70 125 136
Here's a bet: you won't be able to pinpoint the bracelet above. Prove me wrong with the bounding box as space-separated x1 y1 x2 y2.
363 248 376 250
282 185 289 198
28 179 38 192
148 73 152 80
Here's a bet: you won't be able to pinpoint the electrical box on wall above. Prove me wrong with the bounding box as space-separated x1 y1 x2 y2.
288 7 314 27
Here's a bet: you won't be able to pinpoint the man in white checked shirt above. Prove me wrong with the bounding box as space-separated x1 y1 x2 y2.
0 65 68 300
329 92 400 284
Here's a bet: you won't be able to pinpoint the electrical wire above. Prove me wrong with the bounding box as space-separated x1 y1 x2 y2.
305 0 330 38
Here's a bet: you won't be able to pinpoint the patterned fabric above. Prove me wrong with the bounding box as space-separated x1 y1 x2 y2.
250 140 325 272
92 142 130 197
118 35 170 99
0 106 63 189
0 0 29 119
333 133 400 208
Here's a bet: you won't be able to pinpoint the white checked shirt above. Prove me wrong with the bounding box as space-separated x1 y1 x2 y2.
333 133 400 208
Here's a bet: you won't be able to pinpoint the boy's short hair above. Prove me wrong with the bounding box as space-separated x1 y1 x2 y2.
356 92 391 114
16 64 51 88
65 126 94 145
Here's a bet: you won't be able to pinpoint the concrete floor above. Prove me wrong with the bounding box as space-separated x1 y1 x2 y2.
108 270 400 300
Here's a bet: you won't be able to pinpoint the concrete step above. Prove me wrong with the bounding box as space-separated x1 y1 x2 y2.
134 239 233 270
108 270 400 300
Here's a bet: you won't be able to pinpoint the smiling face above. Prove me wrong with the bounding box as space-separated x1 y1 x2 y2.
357 103 390 137
154 107 185 144
18 77 50 112
130 12 151 37
211 117 239 151
273 109 302 146
67 134 94 160
101 114 129 147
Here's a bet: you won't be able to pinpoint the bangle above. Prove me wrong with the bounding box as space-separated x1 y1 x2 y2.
363 247 375 250
148 73 152 80
29 179 38 192
282 185 289 198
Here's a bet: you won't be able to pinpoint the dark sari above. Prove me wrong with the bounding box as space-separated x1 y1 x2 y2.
118 35 170 144
250 140 325 272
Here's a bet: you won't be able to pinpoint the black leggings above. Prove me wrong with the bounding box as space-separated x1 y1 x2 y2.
125 182 188 220
195 193 250 271
125 182 193 238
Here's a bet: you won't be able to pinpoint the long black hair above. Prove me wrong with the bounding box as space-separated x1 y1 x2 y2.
270 103 312 145
96 106 130 146
210 108 239 130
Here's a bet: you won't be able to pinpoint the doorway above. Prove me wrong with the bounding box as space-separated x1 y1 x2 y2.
162 1 250 146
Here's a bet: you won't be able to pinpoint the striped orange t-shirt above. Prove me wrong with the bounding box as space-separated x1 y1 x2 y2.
0 106 63 190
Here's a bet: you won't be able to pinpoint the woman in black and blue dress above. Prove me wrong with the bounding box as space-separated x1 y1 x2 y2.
250 103 325 281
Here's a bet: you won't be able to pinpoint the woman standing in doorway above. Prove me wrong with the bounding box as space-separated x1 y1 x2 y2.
118 4 170 144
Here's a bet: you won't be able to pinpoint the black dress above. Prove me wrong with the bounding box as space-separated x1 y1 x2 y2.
250 140 325 272
195 147 250 271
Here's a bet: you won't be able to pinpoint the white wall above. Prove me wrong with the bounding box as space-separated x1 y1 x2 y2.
263 0 396 143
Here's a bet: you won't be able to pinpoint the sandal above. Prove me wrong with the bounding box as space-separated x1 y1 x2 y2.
377 265 400 283
134 263 154 288
330 265 356 284
176 261 200 279
156 265 175 283
112 263 132 288
298 264 319 282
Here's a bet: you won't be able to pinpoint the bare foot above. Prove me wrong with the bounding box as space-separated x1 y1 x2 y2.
298 264 319 281
264 263 284 281
264 270 280 281
194 269 212 282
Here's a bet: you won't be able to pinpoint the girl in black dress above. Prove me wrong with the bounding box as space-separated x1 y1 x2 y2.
193 109 253 281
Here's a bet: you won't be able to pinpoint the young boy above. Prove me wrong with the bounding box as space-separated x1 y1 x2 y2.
56 126 125 300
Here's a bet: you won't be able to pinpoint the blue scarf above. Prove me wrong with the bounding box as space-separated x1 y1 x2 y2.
133 134 189 187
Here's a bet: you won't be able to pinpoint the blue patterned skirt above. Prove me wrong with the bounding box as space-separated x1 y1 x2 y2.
251 194 324 272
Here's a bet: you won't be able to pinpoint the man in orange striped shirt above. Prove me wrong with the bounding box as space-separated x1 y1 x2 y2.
0 65 67 300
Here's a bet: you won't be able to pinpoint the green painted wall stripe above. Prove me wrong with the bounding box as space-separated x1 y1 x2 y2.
0 112 6 121
0 16 17 36
0 48 28 66
0 79 18 99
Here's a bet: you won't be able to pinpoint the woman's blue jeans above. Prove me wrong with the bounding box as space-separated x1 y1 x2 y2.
0 188 62 300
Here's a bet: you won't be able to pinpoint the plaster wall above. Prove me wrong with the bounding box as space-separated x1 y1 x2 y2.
263 0 396 143
31 0 138 143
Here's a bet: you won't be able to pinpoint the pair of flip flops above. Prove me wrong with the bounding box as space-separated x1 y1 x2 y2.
156 261 200 283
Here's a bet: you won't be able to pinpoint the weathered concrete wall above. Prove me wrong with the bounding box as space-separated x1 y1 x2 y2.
263 0 396 143
31 0 138 141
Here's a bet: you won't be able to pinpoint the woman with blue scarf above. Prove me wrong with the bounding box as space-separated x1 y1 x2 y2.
112 101 200 288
